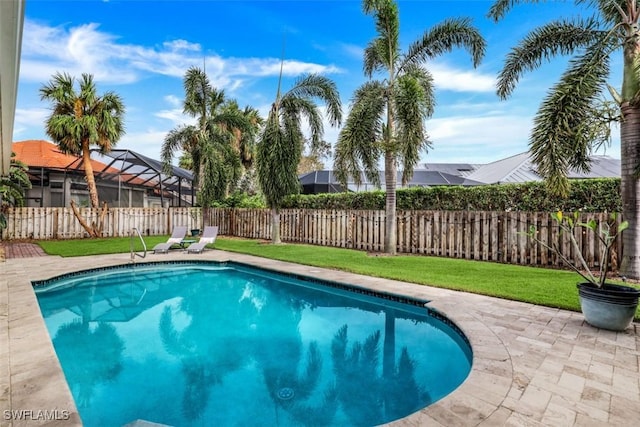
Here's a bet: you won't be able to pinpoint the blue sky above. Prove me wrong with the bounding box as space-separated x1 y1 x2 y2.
14 0 622 165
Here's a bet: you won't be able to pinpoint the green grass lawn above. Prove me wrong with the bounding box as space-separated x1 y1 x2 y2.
36 235 640 318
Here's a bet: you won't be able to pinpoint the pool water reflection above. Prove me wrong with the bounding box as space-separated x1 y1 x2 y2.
34 262 472 427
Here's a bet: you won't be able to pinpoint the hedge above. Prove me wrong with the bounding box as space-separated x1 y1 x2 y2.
281 178 622 212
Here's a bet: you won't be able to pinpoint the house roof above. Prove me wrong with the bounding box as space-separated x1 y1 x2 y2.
13 140 194 199
13 139 108 171
420 162 480 177
466 151 620 184
298 169 483 188
466 152 535 184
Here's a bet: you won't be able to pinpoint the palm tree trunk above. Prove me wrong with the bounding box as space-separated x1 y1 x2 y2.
384 151 397 255
272 207 281 244
619 103 640 279
82 142 100 209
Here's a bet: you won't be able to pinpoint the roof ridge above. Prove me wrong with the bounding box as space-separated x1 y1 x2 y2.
499 152 534 182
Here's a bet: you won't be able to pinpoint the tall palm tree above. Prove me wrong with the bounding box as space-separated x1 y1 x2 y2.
161 67 253 205
489 0 640 278
40 72 125 237
256 73 342 244
333 0 485 255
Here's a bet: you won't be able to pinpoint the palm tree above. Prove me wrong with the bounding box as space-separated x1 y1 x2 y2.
0 152 31 230
159 275 257 420
220 101 263 194
333 0 485 255
40 72 125 237
221 101 263 169
256 73 342 244
330 324 425 425
251 284 337 425
161 67 253 205
489 0 640 278
0 152 30 208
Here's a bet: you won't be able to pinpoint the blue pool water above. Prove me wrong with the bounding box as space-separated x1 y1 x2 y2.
34 261 472 427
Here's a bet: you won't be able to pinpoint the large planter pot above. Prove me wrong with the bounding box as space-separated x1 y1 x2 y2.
577 283 640 331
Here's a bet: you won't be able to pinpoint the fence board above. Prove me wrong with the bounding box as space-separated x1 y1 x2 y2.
1 207 621 271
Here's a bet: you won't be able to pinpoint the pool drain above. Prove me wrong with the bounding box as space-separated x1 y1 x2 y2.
277 387 295 400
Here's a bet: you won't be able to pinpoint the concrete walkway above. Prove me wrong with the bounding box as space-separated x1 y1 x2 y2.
1 247 639 426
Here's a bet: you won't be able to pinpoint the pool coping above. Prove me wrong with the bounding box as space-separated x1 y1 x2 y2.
2 249 639 426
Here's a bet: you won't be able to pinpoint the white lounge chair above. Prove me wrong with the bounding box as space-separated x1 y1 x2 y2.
186 226 218 254
153 226 188 254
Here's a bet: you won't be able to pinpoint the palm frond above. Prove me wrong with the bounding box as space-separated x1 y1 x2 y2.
39 72 74 104
79 73 97 107
530 46 611 196
161 125 197 174
282 74 342 126
488 0 544 22
183 66 210 121
583 0 633 26
394 74 432 183
401 17 486 73
400 64 436 118
497 18 605 99
362 0 400 75
198 139 238 204
281 96 323 148
363 40 385 78
256 113 302 208
333 81 386 188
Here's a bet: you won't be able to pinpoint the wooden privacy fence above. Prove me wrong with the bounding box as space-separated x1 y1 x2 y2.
1 207 203 239
204 208 622 269
2 207 622 269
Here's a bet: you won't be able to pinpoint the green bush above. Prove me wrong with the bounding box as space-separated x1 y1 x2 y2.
212 191 267 208
281 178 621 212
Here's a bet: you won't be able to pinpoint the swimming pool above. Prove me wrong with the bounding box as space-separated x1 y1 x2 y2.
34 261 472 426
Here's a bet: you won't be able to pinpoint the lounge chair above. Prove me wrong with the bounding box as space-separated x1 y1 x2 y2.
186 226 218 254
153 226 188 254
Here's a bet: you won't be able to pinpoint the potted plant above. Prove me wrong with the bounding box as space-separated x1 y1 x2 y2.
525 211 639 331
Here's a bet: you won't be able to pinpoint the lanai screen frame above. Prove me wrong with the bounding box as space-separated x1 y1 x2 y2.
65 148 195 207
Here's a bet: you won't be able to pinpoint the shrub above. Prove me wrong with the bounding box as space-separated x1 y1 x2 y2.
211 191 267 208
281 178 621 211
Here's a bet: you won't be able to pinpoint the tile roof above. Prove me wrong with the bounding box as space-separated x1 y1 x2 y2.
12 140 148 187
13 139 110 171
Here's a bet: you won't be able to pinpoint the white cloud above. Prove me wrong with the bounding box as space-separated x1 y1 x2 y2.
13 108 50 138
163 39 201 52
425 114 534 163
118 130 170 160
164 95 182 108
430 63 496 93
340 43 364 60
155 109 191 126
20 19 342 88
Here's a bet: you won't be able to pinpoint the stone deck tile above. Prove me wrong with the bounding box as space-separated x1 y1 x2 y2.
2 247 639 426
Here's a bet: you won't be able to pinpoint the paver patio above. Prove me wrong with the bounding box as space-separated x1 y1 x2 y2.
1 245 638 426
